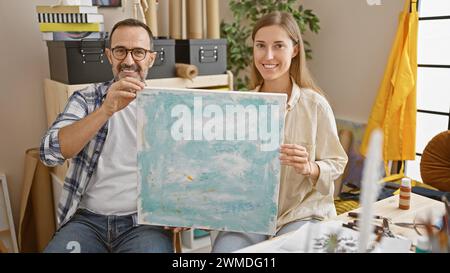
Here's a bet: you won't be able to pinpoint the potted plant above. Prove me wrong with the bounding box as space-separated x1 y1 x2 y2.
221 0 320 90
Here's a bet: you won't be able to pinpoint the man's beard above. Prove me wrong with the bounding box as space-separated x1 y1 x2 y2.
115 63 147 82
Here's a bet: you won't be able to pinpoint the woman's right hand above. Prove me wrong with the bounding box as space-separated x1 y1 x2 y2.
279 144 312 176
101 77 145 116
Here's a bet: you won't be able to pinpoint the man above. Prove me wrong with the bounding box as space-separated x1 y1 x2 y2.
41 18 183 253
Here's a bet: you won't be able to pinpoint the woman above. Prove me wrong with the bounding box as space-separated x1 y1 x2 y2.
211 11 348 252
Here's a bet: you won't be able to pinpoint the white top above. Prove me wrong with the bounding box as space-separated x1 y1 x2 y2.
80 100 138 215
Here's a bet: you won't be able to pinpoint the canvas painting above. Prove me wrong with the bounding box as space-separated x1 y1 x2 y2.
335 119 368 189
0 174 18 253
137 88 286 235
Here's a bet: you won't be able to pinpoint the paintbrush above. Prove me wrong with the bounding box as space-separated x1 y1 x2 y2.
358 129 383 252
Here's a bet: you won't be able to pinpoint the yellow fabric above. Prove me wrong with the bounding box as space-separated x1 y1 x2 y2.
334 199 359 215
360 0 418 165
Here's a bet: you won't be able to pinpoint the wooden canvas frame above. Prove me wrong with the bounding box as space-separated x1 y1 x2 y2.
0 174 18 252
136 88 286 235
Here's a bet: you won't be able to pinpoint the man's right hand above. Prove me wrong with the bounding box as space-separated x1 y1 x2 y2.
101 77 145 117
58 77 145 159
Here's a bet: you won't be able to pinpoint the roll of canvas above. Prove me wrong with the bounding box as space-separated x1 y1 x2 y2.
176 63 199 80
145 0 158 37
187 0 203 39
206 0 220 39
169 0 182 39
157 0 169 38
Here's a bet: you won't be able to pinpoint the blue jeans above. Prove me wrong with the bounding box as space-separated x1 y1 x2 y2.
44 209 173 253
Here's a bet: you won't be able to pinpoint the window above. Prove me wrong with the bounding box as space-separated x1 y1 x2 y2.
405 0 450 181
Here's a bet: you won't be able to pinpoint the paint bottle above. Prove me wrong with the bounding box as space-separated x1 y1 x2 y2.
415 236 431 253
399 178 411 210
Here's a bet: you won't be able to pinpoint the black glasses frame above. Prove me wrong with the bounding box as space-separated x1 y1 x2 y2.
111 46 155 61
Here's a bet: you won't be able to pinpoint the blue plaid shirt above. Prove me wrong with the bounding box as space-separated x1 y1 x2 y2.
40 80 114 228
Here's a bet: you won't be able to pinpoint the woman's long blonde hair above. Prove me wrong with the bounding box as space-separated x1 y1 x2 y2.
250 11 323 96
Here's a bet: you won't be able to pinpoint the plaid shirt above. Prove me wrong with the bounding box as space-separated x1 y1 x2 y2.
40 80 113 228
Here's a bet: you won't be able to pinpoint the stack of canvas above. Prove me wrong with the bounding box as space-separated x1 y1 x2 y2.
36 0 106 41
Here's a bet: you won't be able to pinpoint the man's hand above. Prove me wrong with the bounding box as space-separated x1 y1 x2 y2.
164 226 191 233
101 77 145 117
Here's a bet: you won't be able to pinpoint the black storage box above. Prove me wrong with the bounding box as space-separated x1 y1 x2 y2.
46 39 113 84
47 38 177 84
175 39 227 76
147 39 176 79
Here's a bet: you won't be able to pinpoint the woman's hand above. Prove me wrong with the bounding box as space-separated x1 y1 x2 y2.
279 144 312 176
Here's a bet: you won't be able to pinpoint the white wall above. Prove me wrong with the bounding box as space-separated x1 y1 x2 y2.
302 0 404 123
0 0 53 235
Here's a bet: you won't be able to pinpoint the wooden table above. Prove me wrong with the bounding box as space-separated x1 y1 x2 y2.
237 193 445 252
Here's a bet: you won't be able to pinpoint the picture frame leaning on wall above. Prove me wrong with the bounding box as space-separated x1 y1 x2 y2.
0 174 18 252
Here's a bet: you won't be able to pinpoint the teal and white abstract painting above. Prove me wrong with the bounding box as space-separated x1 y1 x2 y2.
137 88 286 235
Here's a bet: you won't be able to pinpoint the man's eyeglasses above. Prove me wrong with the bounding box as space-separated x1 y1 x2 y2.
111 47 154 61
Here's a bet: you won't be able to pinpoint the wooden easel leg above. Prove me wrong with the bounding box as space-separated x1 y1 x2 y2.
173 232 182 253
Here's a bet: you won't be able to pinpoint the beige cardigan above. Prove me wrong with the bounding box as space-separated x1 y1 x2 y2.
255 81 348 230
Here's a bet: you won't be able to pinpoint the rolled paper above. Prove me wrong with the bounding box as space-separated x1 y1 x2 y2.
145 0 158 37
176 63 199 80
182 0 187 39
139 0 148 24
187 0 203 39
133 1 139 20
206 0 220 39
169 0 182 39
157 0 169 38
